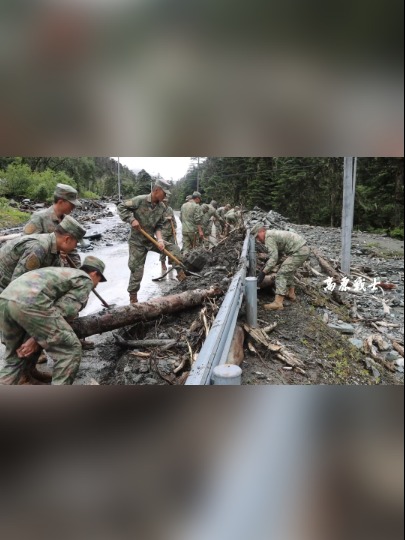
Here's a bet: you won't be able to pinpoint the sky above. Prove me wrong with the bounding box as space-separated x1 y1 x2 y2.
115 157 194 182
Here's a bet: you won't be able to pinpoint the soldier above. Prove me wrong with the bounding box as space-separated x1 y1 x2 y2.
117 179 186 304
23 183 82 266
217 203 231 235
0 215 86 293
251 223 310 310
224 206 242 235
180 191 204 253
200 200 224 247
0 256 107 385
159 198 177 273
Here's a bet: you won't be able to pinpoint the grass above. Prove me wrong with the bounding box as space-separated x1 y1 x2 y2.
0 198 29 229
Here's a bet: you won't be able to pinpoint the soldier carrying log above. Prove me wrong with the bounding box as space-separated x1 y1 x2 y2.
0 256 107 385
250 222 310 310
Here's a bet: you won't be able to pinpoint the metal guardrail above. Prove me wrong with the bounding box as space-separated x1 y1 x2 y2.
185 230 254 385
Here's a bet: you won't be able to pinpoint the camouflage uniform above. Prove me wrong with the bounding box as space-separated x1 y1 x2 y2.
159 205 177 265
118 194 183 294
262 230 310 296
0 233 61 293
216 206 229 234
0 267 94 385
180 200 203 253
23 206 82 267
201 203 221 246
225 208 241 226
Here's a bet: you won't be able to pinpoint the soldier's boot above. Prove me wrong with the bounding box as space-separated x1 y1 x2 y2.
161 262 168 273
264 295 285 311
129 293 138 304
286 287 296 301
30 367 52 383
18 372 49 385
80 339 95 350
37 350 47 364
176 270 187 282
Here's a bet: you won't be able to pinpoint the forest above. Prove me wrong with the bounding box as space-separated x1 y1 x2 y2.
0 157 403 238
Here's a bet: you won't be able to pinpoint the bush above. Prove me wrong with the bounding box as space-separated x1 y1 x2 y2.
0 163 32 198
80 190 99 200
389 227 404 240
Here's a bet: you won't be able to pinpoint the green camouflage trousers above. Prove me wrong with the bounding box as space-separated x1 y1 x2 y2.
182 232 200 254
274 245 310 295
0 299 82 385
128 239 183 293
159 230 176 264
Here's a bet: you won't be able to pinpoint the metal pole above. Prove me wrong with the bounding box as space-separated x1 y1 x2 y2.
197 157 200 191
341 157 357 275
117 157 121 201
245 277 257 328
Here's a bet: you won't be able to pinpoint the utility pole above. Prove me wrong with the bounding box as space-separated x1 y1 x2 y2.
117 157 121 201
196 157 200 191
341 157 357 274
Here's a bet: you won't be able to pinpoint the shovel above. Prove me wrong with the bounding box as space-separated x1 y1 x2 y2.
65 254 112 309
138 227 202 278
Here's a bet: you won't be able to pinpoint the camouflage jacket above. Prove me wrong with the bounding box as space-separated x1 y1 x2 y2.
23 206 81 267
0 233 61 292
117 194 166 243
201 204 221 231
263 230 307 273
225 209 241 224
180 201 203 234
0 267 94 321
161 205 177 235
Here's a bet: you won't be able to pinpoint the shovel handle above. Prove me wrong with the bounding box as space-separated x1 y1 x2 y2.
138 227 183 268
65 255 111 309
170 219 178 245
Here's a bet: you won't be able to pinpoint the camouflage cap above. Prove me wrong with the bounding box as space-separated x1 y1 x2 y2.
250 222 266 237
59 215 86 241
54 183 81 207
154 179 171 196
185 195 192 201
210 200 218 208
192 191 202 199
81 255 107 282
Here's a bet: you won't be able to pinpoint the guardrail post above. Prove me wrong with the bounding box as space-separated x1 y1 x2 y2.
245 277 257 328
212 364 242 385
248 235 256 277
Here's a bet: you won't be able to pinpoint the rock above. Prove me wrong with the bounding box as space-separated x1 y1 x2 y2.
328 323 356 334
394 357 404 368
132 374 143 384
385 351 400 362
144 377 158 385
349 338 364 349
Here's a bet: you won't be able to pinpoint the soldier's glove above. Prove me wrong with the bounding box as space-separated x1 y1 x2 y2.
257 271 266 287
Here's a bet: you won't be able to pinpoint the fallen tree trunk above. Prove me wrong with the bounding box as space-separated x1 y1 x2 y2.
311 248 342 283
0 233 22 243
71 287 222 338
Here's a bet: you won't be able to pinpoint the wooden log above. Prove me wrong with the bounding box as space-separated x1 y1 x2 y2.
311 248 342 283
226 325 245 366
114 334 179 350
392 341 404 357
71 287 222 339
0 233 22 243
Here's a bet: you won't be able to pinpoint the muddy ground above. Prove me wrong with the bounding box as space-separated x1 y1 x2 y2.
0 201 403 385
